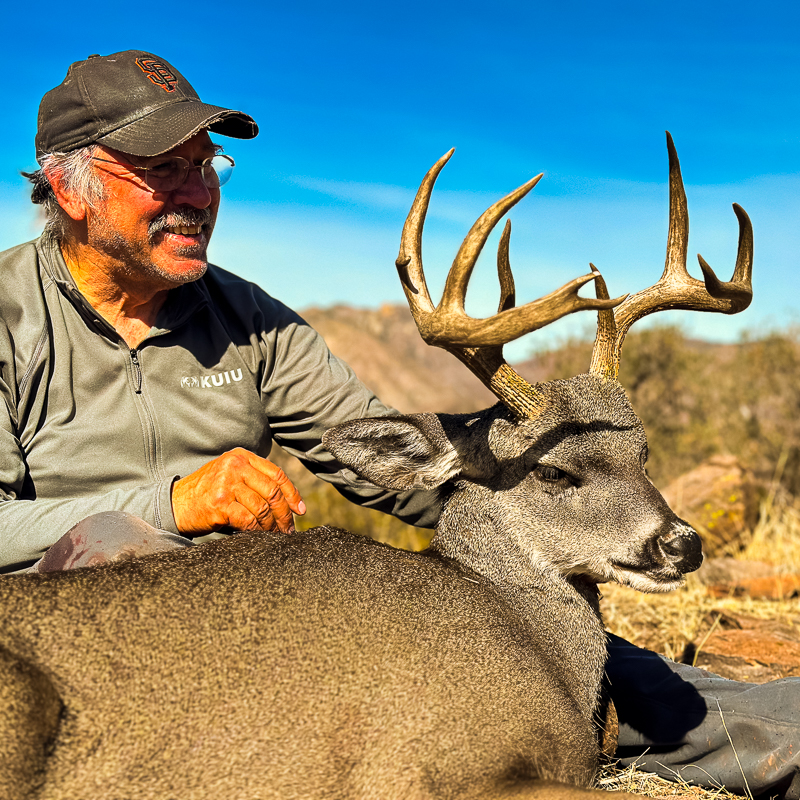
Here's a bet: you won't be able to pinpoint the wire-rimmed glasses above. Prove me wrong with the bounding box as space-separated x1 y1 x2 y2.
91 154 235 192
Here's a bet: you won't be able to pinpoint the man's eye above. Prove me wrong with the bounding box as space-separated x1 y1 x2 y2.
535 465 567 482
147 162 178 177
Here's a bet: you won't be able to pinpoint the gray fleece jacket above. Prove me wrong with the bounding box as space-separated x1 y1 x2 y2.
0 235 440 570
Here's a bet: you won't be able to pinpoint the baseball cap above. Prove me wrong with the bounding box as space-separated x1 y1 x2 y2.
35 50 258 162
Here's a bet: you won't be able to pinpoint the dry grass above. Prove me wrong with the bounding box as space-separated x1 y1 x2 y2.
598 760 749 799
742 485 800 569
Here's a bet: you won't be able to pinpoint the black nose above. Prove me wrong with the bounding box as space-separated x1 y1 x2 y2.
658 526 703 573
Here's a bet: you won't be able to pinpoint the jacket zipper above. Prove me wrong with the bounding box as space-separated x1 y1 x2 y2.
130 349 143 394
128 347 162 489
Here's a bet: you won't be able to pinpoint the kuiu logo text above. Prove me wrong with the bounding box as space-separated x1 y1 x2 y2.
181 370 243 389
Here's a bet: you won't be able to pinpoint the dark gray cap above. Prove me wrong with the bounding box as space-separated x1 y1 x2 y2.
35 50 258 162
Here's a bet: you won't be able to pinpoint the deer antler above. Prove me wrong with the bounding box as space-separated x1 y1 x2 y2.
589 132 754 379
396 150 623 419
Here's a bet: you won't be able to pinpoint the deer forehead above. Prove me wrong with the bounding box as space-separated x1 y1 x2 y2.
486 375 645 462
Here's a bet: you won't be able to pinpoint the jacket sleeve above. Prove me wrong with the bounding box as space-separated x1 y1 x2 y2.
257 304 442 530
0 414 176 572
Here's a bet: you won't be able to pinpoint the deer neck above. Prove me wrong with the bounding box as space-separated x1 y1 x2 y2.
430 507 608 720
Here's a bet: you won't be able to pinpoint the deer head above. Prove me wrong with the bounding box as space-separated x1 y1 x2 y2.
324 134 753 594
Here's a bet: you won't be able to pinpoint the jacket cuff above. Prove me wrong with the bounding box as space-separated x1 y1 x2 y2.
156 476 180 533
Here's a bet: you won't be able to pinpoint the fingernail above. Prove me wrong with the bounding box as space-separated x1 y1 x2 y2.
297 501 307 515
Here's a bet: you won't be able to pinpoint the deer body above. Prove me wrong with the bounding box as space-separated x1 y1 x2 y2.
0 530 603 799
0 377 698 799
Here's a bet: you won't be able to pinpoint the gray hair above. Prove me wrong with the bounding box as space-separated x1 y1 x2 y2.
23 145 104 242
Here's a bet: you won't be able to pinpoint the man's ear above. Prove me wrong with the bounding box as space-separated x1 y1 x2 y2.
322 414 463 491
43 167 89 222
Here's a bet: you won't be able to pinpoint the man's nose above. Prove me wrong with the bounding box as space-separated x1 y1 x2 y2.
170 167 213 208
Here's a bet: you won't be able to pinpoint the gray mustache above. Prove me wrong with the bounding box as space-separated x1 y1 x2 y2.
148 208 214 237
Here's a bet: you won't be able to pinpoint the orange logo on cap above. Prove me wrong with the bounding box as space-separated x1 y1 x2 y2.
135 57 179 93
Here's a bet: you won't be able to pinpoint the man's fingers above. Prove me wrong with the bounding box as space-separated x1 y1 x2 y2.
247 456 306 515
225 501 266 532
171 449 305 535
240 473 296 533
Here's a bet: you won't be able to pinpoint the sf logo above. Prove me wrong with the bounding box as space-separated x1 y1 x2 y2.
136 58 179 92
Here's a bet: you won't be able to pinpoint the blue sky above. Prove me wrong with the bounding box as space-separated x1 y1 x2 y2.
2 0 798 357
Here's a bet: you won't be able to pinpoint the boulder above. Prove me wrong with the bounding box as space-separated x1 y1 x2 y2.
705 573 800 600
661 455 765 556
695 557 800 599
685 612 800 683
694 556 779 586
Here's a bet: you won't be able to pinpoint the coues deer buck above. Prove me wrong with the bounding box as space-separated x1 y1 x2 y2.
0 133 752 800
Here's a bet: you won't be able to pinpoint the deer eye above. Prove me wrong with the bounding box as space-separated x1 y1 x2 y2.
535 464 568 483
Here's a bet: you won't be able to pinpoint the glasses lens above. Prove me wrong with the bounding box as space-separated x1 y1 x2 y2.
144 159 186 192
203 155 235 189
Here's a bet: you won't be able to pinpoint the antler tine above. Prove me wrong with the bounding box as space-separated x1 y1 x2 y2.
587 266 620 380
396 148 454 318
589 132 754 379
697 202 753 312
497 221 515 314
477 221 518 368
664 130 691 284
438 175 543 316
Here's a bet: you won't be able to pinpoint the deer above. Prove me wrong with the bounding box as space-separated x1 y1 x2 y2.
0 133 752 800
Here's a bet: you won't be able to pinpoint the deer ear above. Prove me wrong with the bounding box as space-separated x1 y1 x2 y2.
323 414 462 491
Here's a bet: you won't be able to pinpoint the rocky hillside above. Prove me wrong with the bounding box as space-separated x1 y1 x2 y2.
298 303 496 413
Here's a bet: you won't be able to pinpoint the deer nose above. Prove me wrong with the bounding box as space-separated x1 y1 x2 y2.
657 524 703 573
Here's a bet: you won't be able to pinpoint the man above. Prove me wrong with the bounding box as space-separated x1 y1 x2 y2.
2 50 798 799
1 50 439 572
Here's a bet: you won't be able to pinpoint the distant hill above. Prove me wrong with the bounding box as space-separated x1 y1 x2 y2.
298 303 496 413
298 303 741 407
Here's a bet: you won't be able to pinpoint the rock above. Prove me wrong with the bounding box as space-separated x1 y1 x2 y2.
661 455 765 556
685 612 800 683
706 573 800 600
695 556 779 586
695 557 800 600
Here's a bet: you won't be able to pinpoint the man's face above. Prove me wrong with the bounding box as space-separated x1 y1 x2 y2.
83 132 221 289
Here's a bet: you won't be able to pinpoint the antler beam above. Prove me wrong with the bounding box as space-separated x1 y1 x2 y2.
396 150 623 419
589 132 754 379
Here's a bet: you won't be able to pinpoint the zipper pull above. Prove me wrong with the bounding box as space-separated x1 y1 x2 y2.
130 349 143 394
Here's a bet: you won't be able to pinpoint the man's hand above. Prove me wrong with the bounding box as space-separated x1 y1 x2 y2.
171 449 306 535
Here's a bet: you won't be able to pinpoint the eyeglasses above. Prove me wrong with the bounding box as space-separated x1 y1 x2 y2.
91 154 235 192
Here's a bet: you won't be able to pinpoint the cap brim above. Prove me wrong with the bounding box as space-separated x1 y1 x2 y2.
95 100 258 157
